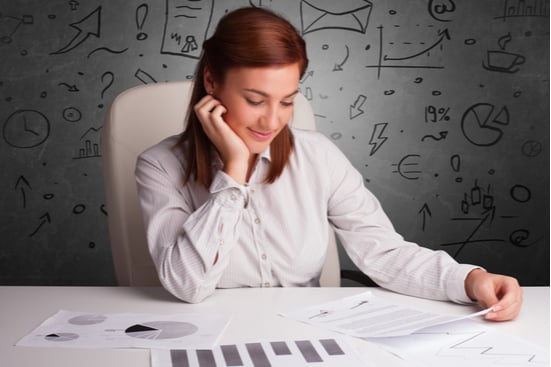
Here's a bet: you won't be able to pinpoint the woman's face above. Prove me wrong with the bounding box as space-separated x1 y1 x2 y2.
212 63 301 155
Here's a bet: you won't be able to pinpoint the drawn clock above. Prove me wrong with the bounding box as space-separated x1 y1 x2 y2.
3 109 50 148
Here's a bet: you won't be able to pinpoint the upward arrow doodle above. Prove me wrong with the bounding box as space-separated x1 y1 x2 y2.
15 175 32 209
418 203 432 231
51 7 101 55
29 213 51 237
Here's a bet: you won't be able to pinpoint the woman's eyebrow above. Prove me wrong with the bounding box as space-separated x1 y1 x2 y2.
243 88 299 99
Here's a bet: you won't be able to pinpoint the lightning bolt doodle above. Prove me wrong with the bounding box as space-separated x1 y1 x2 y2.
368 122 388 156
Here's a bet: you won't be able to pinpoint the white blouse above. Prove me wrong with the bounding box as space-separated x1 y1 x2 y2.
135 128 477 303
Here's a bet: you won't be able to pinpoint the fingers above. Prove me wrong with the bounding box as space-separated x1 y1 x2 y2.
194 95 227 136
484 279 523 322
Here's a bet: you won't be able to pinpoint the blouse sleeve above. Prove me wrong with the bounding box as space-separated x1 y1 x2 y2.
135 144 247 303
322 138 478 304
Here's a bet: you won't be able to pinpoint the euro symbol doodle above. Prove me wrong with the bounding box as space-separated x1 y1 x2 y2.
392 154 422 180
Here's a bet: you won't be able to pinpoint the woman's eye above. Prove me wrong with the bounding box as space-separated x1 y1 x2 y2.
281 101 294 107
246 98 263 106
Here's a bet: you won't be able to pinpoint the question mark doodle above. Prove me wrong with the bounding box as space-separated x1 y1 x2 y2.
98 71 114 108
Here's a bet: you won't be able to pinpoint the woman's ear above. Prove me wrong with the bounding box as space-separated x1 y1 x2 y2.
203 67 216 94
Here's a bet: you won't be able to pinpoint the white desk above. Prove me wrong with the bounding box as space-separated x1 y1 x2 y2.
1 286 548 366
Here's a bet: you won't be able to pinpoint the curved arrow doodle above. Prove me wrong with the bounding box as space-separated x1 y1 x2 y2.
383 29 451 61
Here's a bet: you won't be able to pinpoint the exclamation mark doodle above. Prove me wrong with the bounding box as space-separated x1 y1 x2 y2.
136 3 149 41
450 154 462 183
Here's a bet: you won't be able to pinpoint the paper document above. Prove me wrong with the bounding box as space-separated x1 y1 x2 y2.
281 291 491 338
371 318 549 367
151 337 371 367
16 310 230 349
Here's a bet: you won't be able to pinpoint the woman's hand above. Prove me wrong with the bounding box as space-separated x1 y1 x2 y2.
465 268 523 321
194 95 250 184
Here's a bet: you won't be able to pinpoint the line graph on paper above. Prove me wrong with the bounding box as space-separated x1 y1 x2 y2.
372 319 549 367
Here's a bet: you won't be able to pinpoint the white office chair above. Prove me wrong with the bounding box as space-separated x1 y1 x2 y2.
101 81 341 287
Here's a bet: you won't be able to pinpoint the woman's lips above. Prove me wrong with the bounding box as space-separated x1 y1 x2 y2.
248 128 273 140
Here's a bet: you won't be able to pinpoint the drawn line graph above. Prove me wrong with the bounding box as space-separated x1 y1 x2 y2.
367 25 449 79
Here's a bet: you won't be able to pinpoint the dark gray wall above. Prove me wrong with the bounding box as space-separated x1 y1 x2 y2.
1 0 548 286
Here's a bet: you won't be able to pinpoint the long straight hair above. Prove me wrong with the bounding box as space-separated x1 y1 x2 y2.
178 7 309 189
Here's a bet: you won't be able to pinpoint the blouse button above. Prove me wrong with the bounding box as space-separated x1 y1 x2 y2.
263 282 271 287
261 254 267 260
254 218 261 224
230 194 237 201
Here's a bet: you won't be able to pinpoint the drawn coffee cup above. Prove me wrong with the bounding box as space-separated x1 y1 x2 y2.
483 50 525 73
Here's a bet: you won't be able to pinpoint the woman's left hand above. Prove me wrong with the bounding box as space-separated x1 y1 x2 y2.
465 268 523 321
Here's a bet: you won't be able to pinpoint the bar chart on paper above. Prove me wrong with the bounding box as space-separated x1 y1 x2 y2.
151 337 368 367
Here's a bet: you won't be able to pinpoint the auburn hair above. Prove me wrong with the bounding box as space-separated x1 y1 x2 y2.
177 7 309 188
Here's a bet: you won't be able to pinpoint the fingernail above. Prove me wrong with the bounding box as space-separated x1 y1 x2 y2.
492 305 503 312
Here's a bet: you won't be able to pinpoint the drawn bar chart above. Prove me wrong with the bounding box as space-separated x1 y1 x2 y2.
152 338 367 367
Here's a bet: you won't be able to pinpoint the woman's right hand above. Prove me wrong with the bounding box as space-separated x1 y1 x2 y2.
194 94 250 184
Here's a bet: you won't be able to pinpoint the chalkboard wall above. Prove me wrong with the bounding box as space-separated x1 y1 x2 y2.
1 0 549 286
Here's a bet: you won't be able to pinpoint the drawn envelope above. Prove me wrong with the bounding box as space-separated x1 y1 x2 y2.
300 0 373 35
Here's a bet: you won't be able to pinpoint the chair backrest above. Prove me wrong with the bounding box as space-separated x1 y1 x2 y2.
101 81 340 287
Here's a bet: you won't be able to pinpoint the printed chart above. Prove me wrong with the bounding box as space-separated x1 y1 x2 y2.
17 310 230 349
152 337 369 367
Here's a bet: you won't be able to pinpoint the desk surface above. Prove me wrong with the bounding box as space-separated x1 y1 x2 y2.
1 286 548 366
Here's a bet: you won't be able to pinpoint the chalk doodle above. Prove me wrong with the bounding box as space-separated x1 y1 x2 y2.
299 0 373 35
461 103 509 147
51 6 101 55
161 0 215 59
368 122 388 156
483 33 526 73
135 3 149 41
0 12 33 45
73 127 102 160
418 203 432 231
439 180 507 258
428 0 457 22
3 110 50 148
366 26 449 79
392 154 422 180
495 0 550 20
349 94 366 119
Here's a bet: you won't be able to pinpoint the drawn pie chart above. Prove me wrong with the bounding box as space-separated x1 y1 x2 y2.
461 103 509 146
125 321 198 340
45 332 79 342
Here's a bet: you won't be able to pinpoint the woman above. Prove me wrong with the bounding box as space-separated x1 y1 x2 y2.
135 7 522 320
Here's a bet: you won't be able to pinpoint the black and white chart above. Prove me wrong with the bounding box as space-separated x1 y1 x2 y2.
16 310 230 349
151 337 370 367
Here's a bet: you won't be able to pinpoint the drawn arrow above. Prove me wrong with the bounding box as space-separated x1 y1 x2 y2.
333 45 350 71
15 175 32 208
57 82 80 92
350 94 367 119
29 213 51 237
418 203 432 231
51 6 101 55
383 29 451 61
300 70 314 84
421 131 448 142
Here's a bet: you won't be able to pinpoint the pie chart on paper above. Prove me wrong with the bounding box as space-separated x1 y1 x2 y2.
461 103 509 146
45 332 79 342
125 321 198 339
